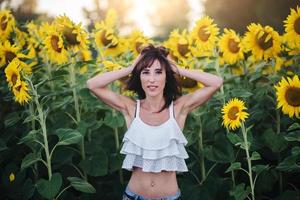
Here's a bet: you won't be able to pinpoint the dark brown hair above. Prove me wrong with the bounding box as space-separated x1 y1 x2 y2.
126 44 182 112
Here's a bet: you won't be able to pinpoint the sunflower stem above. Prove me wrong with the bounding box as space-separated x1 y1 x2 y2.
28 78 52 180
241 122 255 200
29 102 39 182
276 109 283 194
198 114 206 182
68 59 87 181
46 60 55 96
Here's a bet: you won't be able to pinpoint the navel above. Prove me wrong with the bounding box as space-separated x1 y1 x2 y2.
151 180 155 187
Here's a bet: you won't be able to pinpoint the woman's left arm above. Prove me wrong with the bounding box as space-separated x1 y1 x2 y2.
173 64 224 113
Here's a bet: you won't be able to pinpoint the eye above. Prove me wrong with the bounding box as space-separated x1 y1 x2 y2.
155 69 163 73
141 71 149 74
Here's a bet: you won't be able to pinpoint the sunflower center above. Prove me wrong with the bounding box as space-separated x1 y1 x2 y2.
0 15 8 31
294 17 300 35
228 106 239 120
63 27 80 46
5 51 16 64
15 84 22 92
198 26 210 42
101 31 118 48
11 73 18 86
50 35 62 53
285 87 300 106
177 43 189 57
228 38 240 53
256 31 273 50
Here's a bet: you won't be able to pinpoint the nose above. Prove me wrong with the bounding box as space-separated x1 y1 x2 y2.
149 73 155 82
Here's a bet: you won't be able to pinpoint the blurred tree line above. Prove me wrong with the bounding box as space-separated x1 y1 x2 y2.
0 0 299 40
203 0 299 34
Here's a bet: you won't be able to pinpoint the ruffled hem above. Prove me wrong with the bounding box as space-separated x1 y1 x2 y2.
120 140 189 159
122 154 188 173
122 118 188 150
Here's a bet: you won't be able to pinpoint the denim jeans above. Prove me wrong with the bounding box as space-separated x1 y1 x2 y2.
122 186 182 200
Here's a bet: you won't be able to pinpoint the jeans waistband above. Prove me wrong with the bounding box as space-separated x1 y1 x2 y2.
124 186 181 200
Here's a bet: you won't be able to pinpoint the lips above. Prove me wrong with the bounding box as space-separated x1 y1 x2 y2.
147 85 158 89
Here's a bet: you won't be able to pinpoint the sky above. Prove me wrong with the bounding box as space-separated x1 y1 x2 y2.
10 0 204 37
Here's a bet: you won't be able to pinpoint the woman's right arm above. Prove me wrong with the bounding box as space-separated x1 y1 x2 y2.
86 64 135 113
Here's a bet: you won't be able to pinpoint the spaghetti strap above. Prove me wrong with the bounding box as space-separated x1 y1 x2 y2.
169 101 174 119
135 100 140 119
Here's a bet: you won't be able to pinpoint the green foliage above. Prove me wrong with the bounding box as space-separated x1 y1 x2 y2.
67 177 96 193
36 173 62 199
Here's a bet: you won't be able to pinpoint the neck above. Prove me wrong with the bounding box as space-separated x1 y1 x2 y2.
143 94 165 112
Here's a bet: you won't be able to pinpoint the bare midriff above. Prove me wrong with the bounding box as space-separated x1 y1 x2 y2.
127 166 179 198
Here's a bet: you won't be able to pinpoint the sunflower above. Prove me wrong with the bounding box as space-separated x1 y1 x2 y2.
43 25 69 64
55 15 89 53
0 10 15 41
4 58 21 88
164 29 193 63
190 16 219 57
94 22 126 58
12 80 31 105
78 49 92 74
283 6 300 52
243 23 281 61
221 98 249 130
274 75 300 118
102 60 122 72
0 41 25 67
219 28 244 64
127 29 152 56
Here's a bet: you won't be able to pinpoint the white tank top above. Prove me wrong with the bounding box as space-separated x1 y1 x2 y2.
120 99 189 173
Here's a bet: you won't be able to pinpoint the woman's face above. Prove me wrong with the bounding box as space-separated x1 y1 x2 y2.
140 59 166 97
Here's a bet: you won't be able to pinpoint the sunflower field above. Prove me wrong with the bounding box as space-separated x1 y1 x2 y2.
0 5 300 200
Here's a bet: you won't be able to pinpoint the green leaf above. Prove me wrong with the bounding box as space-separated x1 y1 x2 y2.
103 111 124 128
79 153 108 176
0 139 7 151
225 162 241 173
18 130 40 144
227 133 243 146
4 112 21 127
55 128 82 146
229 183 251 200
252 164 269 174
284 130 300 142
277 147 300 173
77 121 89 137
21 153 41 170
23 115 38 124
67 177 96 193
230 88 253 98
287 123 300 132
203 133 235 163
250 151 261 160
261 128 288 153
36 173 62 199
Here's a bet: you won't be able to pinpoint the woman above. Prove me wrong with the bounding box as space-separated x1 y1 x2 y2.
86 45 223 200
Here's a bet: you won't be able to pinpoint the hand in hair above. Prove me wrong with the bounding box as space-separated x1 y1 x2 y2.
167 54 180 76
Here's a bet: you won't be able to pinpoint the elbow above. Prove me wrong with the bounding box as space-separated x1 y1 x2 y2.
86 79 93 90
